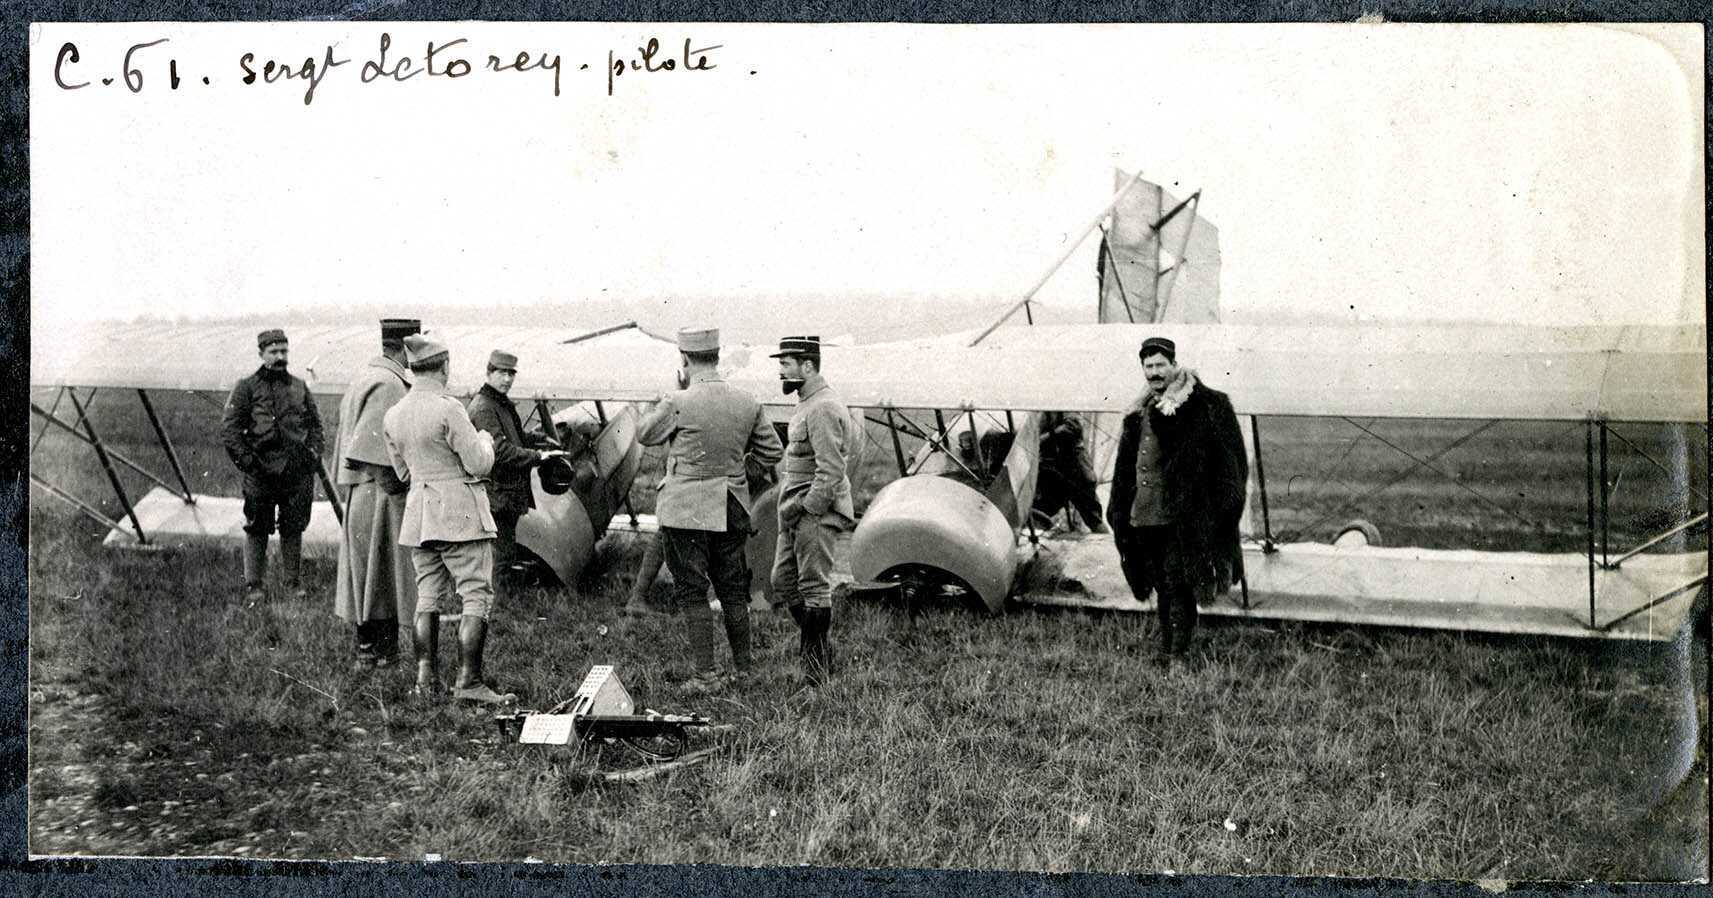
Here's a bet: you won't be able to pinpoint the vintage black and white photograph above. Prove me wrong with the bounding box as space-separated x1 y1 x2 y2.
24 21 1709 880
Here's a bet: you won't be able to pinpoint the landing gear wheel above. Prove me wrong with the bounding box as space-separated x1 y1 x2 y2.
878 564 987 616
1332 519 1382 548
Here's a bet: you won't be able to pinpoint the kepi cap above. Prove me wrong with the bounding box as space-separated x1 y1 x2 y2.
769 335 822 358
381 318 422 342
1138 336 1176 361
676 327 720 353
488 349 519 371
257 328 288 349
403 333 449 366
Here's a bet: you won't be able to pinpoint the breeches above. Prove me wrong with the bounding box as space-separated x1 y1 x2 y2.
411 539 496 619
660 495 753 611
242 471 315 536
771 508 840 611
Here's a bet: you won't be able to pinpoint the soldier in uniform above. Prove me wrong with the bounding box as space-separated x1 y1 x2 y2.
769 335 854 688
383 333 514 704
466 349 565 605
222 328 325 605
636 327 783 693
1033 411 1107 534
333 318 420 669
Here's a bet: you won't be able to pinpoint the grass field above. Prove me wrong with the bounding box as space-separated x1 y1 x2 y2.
25 387 1711 879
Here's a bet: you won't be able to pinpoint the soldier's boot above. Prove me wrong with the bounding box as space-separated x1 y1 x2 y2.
353 620 381 671
453 616 516 705
412 612 442 700
374 620 401 668
1174 596 1199 657
681 599 718 679
280 532 306 599
720 592 753 678
623 541 667 617
1156 605 1177 664
803 607 833 688
785 602 809 676
242 534 269 606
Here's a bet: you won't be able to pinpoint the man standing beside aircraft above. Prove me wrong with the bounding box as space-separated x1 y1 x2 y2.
467 349 564 606
770 336 854 689
333 318 421 669
1034 411 1107 534
1107 336 1248 660
637 327 783 693
384 333 513 704
222 328 325 606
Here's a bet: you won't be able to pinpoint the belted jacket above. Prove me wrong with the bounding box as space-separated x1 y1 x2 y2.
383 380 497 546
779 373 855 525
638 371 784 532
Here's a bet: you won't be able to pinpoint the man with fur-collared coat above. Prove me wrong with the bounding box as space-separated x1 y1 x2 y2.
1107 335 1248 659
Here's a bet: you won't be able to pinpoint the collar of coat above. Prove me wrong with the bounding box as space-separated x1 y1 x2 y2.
372 355 409 382
477 382 516 406
1128 367 1199 417
689 370 724 386
255 364 294 382
797 372 830 401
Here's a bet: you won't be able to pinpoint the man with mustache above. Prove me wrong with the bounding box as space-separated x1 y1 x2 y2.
222 328 325 606
1107 336 1248 661
769 335 854 689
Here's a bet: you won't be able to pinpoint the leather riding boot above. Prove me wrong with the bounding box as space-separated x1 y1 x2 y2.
242 533 269 600
721 593 753 673
375 620 400 667
454 616 516 704
413 612 440 695
279 532 304 596
1174 594 1199 655
804 607 832 687
786 602 809 669
353 622 379 670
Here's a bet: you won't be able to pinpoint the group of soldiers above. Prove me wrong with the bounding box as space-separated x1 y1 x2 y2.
221 321 855 703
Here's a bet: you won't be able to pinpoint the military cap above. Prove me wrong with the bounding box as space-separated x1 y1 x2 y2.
381 318 422 342
488 349 519 371
256 328 288 349
1138 336 1176 362
769 335 822 358
676 327 720 353
403 333 449 366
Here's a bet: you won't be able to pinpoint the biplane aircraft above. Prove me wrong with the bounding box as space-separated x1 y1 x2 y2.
29 173 1709 643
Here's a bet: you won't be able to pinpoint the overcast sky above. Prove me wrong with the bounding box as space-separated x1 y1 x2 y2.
30 22 1705 332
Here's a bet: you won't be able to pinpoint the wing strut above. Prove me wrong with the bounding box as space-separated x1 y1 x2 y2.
32 402 192 502
67 389 146 544
1249 416 1277 553
136 389 196 504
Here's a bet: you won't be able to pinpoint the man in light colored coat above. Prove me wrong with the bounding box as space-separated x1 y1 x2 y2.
637 327 783 693
383 333 512 704
770 335 854 688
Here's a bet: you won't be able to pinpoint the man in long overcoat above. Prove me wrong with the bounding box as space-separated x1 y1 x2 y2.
1107 336 1248 659
334 318 420 669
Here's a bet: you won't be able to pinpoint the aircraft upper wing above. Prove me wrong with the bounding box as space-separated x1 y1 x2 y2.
32 320 1707 423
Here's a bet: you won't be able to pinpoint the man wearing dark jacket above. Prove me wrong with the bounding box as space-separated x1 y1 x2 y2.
1107 336 1247 659
222 328 325 605
467 349 562 604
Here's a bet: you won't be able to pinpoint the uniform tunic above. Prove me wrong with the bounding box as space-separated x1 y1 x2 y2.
222 364 324 535
637 371 783 532
384 381 499 618
333 355 416 623
772 373 854 611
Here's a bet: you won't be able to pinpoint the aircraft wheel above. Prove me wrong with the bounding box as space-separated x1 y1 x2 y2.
877 564 988 616
1332 519 1382 548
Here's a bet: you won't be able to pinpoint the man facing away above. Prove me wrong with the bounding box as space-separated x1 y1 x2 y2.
636 327 783 693
222 327 325 605
769 335 854 689
1034 411 1107 534
466 349 566 606
334 317 421 669
1106 336 1248 660
383 333 514 704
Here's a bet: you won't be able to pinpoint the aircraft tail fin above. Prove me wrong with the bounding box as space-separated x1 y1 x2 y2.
1098 169 1222 324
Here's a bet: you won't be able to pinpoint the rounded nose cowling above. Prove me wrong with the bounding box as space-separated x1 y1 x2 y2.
516 484 595 586
849 475 1019 613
